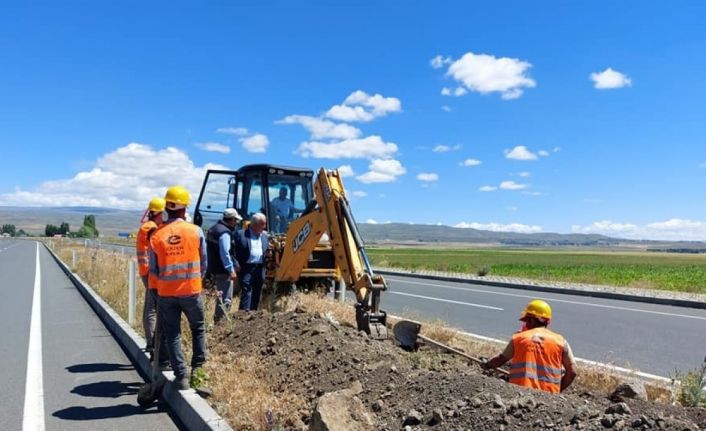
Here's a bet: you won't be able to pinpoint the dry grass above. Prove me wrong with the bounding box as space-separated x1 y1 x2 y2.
50 240 678 430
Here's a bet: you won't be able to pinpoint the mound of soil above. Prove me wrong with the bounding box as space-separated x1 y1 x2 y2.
211 309 706 430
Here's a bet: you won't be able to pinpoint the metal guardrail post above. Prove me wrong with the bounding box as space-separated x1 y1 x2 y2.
128 258 136 326
336 279 345 303
72 250 76 269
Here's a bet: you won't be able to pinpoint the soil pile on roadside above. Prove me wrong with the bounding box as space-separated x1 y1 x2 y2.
210 309 706 430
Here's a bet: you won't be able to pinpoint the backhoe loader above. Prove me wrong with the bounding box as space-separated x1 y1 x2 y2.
192 164 388 338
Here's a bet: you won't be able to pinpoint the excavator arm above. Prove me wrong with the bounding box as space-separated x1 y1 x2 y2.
270 168 388 338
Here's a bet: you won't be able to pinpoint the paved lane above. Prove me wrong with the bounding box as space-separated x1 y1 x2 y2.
1 240 182 431
383 274 706 376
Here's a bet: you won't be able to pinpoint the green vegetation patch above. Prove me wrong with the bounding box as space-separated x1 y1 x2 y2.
367 248 706 293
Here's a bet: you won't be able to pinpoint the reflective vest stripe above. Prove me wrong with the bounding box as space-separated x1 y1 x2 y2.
159 261 201 273
509 362 563 376
509 372 561 385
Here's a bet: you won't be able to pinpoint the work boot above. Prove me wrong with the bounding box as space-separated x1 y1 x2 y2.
174 376 190 391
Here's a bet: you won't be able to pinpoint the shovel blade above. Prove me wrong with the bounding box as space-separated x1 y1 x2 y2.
393 320 421 350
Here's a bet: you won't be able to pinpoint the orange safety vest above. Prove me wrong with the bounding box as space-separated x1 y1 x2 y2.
136 220 158 279
150 219 203 297
509 327 565 393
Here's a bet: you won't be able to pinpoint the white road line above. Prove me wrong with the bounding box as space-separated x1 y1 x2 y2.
387 276 706 321
23 243 44 431
388 291 503 310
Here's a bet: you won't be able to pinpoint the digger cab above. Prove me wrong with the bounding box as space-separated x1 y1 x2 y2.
192 164 315 234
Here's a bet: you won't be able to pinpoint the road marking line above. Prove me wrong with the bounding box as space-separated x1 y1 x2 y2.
388 291 503 310
387 276 706 321
23 242 44 431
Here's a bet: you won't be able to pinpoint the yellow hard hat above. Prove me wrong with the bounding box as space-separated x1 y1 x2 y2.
164 185 191 209
148 197 166 212
520 299 552 321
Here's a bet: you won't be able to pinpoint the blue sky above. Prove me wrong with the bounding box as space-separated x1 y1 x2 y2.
1 1 705 240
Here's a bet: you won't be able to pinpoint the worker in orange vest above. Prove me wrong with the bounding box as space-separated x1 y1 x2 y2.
136 197 165 357
149 185 208 390
482 299 577 393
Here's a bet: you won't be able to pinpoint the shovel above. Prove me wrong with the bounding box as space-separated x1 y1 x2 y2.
393 320 508 376
137 310 165 406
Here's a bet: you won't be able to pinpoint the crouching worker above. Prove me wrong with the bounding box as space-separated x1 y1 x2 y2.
482 299 577 393
150 185 208 390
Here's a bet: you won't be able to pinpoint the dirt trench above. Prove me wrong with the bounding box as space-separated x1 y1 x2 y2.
207 309 706 430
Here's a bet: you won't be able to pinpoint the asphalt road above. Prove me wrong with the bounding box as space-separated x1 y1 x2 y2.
0 240 182 431
382 274 706 377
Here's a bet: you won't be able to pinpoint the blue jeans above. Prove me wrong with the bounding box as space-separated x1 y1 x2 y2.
158 294 207 379
238 263 264 311
213 273 233 323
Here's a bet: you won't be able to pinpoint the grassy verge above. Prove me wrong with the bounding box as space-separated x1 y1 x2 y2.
49 241 680 429
368 247 706 293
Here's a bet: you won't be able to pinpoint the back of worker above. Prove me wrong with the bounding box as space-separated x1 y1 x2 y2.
151 219 203 297
149 185 208 391
509 327 565 393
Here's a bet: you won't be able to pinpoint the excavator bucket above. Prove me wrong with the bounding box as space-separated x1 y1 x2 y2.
356 305 388 340
393 320 421 350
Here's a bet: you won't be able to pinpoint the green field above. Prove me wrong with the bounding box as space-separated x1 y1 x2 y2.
367 248 706 293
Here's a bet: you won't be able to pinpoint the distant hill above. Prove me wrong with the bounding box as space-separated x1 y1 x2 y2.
1 206 704 250
0 206 143 236
357 222 617 246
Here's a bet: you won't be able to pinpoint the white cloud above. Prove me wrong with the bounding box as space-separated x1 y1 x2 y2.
433 144 461 153
571 218 706 240
365 219 378 224
698 163 706 168
0 143 227 209
538 150 550 157
325 90 401 122
296 135 398 159
417 172 439 182
338 165 355 177
454 222 543 234
505 145 538 161
351 190 367 198
500 181 528 190
441 105 452 112
553 147 561 153
441 52 536 100
195 142 230 154
277 115 361 140
479 186 497 192
430 55 453 69
216 127 249 135
240 134 269 153
590 67 632 89
461 158 482 167
522 191 542 196
517 171 531 177
356 159 406 183
507 206 518 211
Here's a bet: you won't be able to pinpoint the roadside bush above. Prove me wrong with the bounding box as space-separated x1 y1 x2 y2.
674 363 706 407
477 265 491 276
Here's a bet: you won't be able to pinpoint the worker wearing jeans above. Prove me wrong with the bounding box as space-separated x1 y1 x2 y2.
150 185 208 390
206 208 242 323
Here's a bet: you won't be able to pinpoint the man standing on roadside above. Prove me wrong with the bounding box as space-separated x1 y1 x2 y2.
136 197 165 356
482 299 577 393
150 185 208 390
233 212 269 311
206 208 242 323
